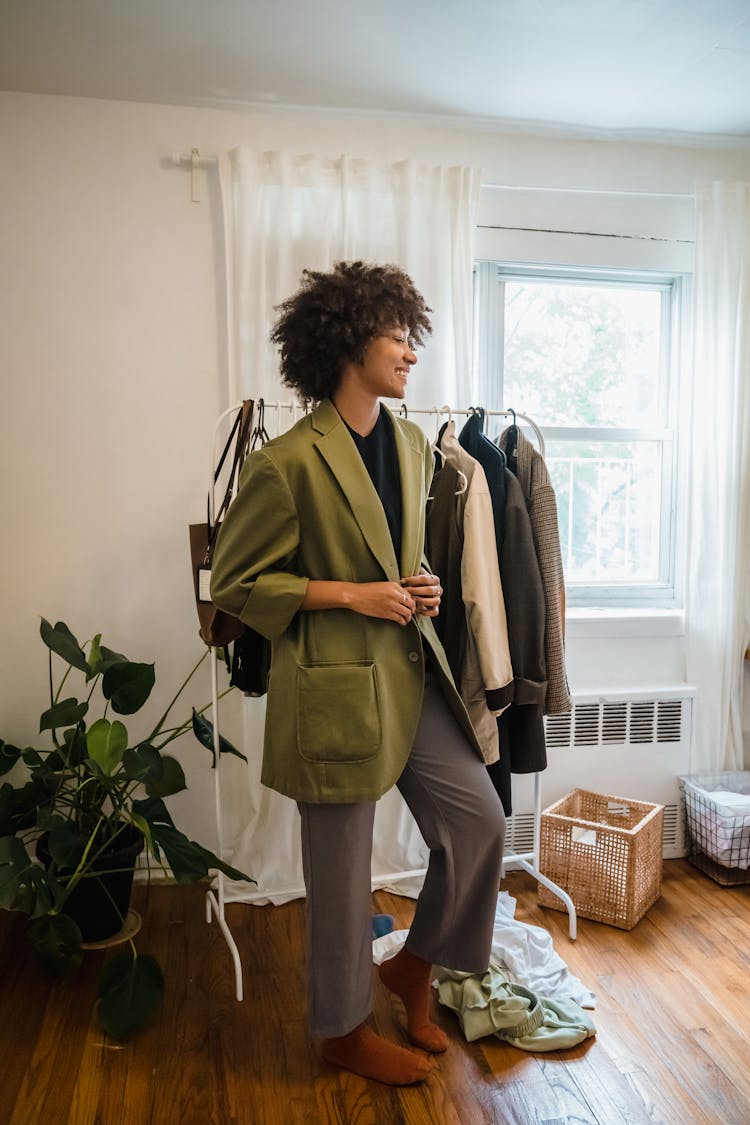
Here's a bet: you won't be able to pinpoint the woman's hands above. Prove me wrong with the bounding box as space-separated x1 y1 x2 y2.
401 569 442 618
347 572 442 624
301 570 442 625
346 581 417 625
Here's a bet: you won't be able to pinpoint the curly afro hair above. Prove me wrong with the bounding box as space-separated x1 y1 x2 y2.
270 261 432 406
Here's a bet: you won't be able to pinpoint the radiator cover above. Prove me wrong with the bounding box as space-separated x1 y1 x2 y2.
503 687 695 859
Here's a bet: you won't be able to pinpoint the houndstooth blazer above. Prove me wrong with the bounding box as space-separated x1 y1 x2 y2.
499 427 572 715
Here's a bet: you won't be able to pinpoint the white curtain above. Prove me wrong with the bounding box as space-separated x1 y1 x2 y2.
686 182 750 773
217 148 481 902
220 149 480 408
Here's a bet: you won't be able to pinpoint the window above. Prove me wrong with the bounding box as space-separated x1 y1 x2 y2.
473 263 684 608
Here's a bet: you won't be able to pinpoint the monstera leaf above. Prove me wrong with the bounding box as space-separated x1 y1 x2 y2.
102 662 155 715
86 719 128 776
27 913 84 978
0 836 66 917
96 951 165 1041
39 619 89 674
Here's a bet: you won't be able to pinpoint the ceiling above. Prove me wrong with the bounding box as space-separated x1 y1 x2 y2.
2 0 750 143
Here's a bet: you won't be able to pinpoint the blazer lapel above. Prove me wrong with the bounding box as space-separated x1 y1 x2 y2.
389 407 425 579
312 400 400 581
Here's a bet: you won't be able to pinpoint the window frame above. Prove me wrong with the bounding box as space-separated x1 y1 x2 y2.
472 260 686 609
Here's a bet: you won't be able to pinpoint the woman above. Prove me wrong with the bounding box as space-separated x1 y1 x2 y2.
211 261 505 1085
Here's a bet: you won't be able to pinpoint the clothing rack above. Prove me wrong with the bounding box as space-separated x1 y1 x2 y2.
385 404 577 941
204 399 576 1003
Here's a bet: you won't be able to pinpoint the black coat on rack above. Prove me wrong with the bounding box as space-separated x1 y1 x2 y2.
458 410 507 551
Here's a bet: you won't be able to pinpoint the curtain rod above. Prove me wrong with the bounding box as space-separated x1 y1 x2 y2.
482 183 692 200
170 150 693 202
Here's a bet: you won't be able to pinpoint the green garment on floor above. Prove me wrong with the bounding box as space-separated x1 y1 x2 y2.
434 963 596 1052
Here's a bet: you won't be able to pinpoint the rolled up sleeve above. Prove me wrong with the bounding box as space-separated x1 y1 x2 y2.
210 451 308 640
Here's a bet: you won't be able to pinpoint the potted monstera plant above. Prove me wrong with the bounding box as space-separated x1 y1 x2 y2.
0 619 252 1040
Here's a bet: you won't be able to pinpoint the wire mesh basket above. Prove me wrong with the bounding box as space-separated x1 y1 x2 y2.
680 771 750 886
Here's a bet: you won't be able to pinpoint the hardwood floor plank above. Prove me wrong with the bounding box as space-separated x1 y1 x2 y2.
206 934 244 1125
397 1076 469 1125
539 1041 649 1125
609 948 749 1119
404 1047 494 1125
8 950 103 1125
155 896 213 1124
478 1038 549 1084
64 1031 129 1125
569 952 740 1121
280 1016 330 1124
621 1065 701 1125
314 1070 384 1125
485 1079 542 1124
0 911 56 1120
488 1073 598 1125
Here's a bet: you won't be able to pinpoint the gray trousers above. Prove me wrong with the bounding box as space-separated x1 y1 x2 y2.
299 670 506 1038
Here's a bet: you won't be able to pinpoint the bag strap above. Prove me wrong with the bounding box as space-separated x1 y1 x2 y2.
235 398 255 474
223 398 255 500
206 399 255 551
213 403 244 485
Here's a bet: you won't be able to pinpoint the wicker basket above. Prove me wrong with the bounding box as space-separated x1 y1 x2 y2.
680 771 750 886
538 789 664 930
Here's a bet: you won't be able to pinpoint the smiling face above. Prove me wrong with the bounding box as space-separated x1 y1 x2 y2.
355 327 418 400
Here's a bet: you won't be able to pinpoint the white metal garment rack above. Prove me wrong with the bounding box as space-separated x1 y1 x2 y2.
204 401 576 1003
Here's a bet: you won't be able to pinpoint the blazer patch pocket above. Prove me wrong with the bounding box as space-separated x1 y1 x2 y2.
296 661 381 763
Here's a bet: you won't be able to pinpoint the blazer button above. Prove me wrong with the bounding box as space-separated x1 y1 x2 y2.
408 651 420 663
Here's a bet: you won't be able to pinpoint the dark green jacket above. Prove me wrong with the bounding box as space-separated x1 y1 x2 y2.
210 398 482 803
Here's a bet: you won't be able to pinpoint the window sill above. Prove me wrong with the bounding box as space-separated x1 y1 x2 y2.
565 607 685 640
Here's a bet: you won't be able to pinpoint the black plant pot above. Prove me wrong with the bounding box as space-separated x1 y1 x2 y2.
38 825 145 943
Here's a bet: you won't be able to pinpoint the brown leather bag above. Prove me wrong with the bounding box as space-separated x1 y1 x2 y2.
189 400 255 647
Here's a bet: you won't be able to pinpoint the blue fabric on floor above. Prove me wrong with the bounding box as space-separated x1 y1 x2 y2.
371 914 394 939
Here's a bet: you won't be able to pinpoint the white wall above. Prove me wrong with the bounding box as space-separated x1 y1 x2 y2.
3 92 750 845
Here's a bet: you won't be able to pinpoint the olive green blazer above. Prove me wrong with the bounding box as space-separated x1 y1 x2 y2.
210 398 482 803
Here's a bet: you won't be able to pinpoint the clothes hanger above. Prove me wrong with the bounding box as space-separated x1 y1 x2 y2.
504 407 519 472
249 398 271 450
430 404 453 456
461 404 485 438
428 405 467 496
429 405 443 469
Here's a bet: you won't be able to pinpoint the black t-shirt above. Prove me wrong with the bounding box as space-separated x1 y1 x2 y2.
343 406 402 562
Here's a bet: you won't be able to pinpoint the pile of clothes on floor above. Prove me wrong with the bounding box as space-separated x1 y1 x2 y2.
372 892 596 1052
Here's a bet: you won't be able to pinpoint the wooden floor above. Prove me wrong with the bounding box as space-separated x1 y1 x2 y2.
2 859 750 1125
